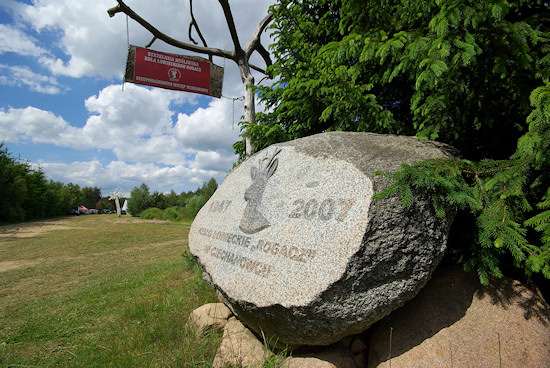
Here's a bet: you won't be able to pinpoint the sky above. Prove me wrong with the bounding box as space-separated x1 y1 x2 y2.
0 0 276 196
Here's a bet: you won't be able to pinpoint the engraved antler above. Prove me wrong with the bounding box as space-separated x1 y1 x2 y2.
262 147 281 177
251 147 281 180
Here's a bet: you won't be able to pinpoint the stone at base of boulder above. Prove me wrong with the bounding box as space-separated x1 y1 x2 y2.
350 335 368 354
212 317 273 368
353 351 367 368
368 266 550 368
187 303 232 337
190 303 368 368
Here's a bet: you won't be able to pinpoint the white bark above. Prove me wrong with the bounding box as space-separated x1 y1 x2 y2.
242 72 256 158
115 198 121 217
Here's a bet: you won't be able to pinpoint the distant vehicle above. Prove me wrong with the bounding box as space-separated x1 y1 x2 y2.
89 209 98 214
69 208 79 216
101 209 111 214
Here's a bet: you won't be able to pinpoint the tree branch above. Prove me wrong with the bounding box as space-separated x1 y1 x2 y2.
145 36 157 48
244 11 273 60
108 0 273 73
217 0 244 56
107 4 122 17
188 0 208 48
255 43 272 70
249 63 267 75
108 0 274 158
108 0 233 59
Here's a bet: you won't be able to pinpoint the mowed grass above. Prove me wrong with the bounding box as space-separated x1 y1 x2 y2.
0 215 219 367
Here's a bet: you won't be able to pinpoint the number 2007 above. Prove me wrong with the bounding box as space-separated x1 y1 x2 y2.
289 198 356 221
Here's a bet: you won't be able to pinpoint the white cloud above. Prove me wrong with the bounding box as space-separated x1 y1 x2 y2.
175 97 242 152
82 84 179 142
106 160 214 192
1 82 240 192
0 106 78 143
0 83 238 162
0 64 65 94
0 24 47 57
192 150 237 172
35 160 105 187
80 83 197 164
16 0 127 78
112 135 186 166
35 159 225 195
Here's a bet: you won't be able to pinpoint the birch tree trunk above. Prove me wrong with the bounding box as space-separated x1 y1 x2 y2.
242 72 256 157
115 197 121 217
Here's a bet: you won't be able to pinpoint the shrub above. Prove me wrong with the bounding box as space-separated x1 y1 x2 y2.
162 206 184 221
139 207 164 220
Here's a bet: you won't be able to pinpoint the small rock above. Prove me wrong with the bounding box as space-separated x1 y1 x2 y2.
353 350 367 368
212 317 272 368
350 335 368 354
188 303 232 337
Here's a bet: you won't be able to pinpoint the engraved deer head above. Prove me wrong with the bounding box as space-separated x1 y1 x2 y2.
239 148 281 234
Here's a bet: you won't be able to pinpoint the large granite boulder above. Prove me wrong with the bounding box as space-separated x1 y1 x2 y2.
189 132 456 346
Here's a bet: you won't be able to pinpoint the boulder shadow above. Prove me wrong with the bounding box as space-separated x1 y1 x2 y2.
368 266 550 365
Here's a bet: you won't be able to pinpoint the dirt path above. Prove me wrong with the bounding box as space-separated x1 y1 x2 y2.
0 217 181 273
0 217 170 242
0 218 78 241
0 218 79 273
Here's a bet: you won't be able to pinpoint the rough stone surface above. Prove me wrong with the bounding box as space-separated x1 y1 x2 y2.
212 317 272 368
189 132 455 346
368 266 550 368
188 302 233 336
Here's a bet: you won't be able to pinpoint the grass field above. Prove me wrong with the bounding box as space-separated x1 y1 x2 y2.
0 215 219 367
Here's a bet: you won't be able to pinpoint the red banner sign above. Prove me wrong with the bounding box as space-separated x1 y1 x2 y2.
125 46 222 97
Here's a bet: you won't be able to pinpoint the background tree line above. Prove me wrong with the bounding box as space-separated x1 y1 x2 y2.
1 142 217 224
0 143 109 223
127 178 218 221
236 0 549 284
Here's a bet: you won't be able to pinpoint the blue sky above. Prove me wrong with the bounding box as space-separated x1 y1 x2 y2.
0 0 274 196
